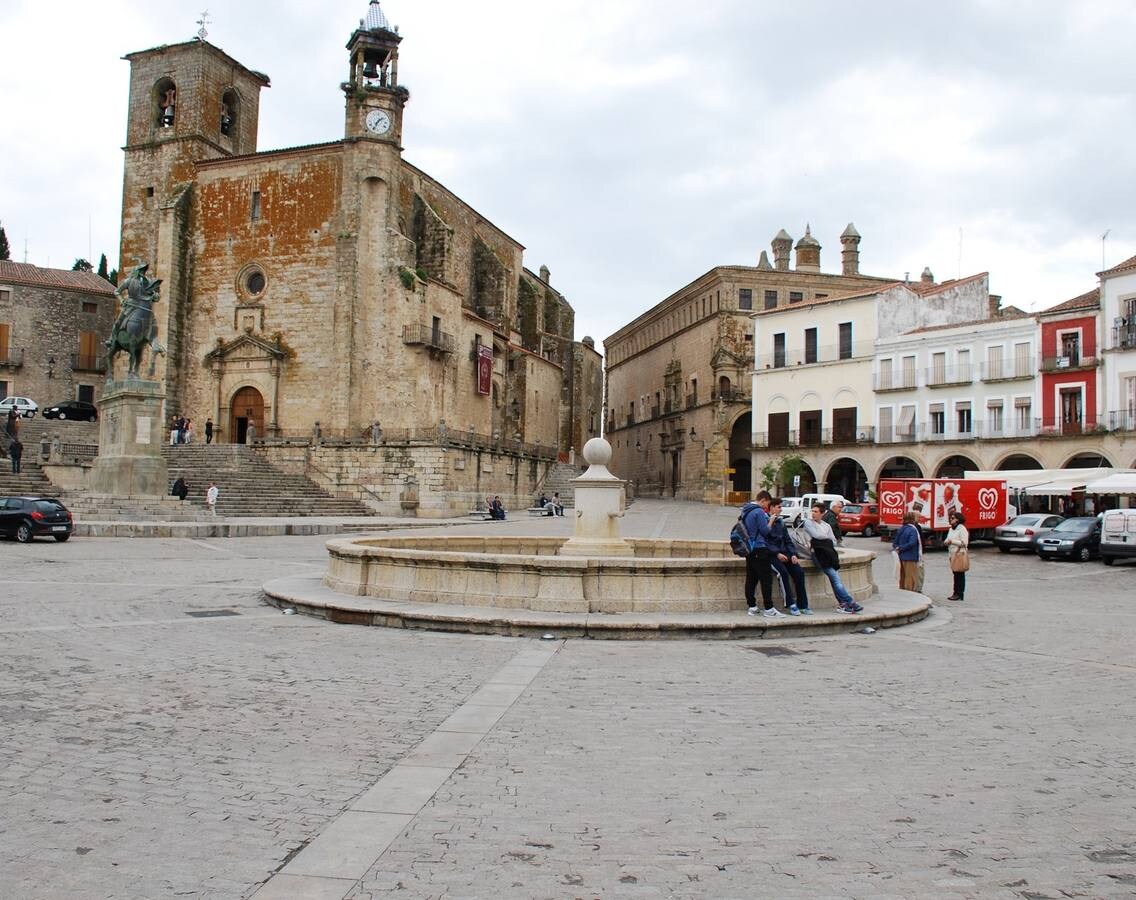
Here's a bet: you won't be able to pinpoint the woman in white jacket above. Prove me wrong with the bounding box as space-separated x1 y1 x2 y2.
945 511 970 601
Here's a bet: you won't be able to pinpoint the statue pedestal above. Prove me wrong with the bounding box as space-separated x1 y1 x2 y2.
88 379 169 498
558 438 634 558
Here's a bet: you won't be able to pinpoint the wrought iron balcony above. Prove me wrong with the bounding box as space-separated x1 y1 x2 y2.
0 349 23 368
71 352 106 373
402 323 455 354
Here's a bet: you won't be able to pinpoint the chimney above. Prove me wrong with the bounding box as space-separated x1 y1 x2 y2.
794 224 821 273
988 294 1002 317
757 250 773 270
840 222 861 275
771 229 792 271
921 266 934 284
539 264 550 283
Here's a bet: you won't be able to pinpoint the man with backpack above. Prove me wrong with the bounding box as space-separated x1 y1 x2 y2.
739 490 780 618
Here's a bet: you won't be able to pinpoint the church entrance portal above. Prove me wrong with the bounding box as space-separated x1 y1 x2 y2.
230 386 265 444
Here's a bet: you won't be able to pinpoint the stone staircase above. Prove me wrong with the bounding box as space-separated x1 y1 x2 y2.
539 462 585 506
159 444 377 517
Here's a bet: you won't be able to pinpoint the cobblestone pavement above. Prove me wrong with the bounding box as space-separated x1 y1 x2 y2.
1 500 1135 899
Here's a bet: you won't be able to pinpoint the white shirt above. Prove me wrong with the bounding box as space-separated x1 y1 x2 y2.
206 485 219 505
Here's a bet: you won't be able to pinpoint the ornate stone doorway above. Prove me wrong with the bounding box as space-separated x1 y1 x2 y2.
230 386 264 444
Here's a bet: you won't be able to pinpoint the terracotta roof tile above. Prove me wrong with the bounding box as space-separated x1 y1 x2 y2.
1099 252 1136 278
903 307 1032 336
1040 287 1099 315
0 261 116 295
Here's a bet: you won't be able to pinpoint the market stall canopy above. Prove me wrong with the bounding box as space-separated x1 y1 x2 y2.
966 468 1117 494
1083 472 1136 493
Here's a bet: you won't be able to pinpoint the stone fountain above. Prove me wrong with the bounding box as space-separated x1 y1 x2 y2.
302 438 885 628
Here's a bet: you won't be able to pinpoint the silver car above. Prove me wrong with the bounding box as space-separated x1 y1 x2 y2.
994 514 1064 553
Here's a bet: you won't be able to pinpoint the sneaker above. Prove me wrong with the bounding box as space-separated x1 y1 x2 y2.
762 608 786 619
835 604 854 614
746 606 759 616
788 605 801 616
848 603 864 613
799 607 814 616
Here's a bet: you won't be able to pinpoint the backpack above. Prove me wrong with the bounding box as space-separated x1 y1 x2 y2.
729 504 757 557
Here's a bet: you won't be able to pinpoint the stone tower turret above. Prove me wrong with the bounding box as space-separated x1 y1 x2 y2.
771 229 792 272
840 222 861 276
794 224 821 273
343 1 409 144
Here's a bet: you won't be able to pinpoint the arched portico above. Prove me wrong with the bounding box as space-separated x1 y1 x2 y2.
996 453 1043 470
876 455 924 481
1063 451 1113 468
729 413 752 492
826 457 869 502
934 454 980 478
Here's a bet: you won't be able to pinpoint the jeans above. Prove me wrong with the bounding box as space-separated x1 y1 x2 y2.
820 566 855 606
771 557 809 609
952 570 966 599
744 548 774 609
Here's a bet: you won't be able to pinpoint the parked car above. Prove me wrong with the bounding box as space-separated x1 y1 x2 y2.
1036 516 1101 561
43 400 98 422
1100 508 1136 566
837 503 880 537
777 498 805 522
0 396 38 418
993 513 1064 554
0 496 73 543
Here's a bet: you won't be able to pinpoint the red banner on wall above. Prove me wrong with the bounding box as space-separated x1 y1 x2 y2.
476 345 492 395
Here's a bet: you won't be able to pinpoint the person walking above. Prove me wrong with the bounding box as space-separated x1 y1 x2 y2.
802 503 863 613
184 419 194 444
892 511 923 591
741 490 780 618
205 482 219 517
205 418 214 445
768 498 811 615
945 511 970 601
9 437 22 474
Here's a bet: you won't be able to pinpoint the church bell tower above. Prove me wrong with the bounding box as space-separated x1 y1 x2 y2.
343 1 409 144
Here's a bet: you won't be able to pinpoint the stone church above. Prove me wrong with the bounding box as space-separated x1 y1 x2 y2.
117 1 601 487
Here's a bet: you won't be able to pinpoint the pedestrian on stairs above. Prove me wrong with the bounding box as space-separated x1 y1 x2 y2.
9 438 22 474
204 418 214 444
206 482 219 516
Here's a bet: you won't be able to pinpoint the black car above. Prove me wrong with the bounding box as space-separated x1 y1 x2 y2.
42 400 98 422
0 497 73 542
1036 516 1101 561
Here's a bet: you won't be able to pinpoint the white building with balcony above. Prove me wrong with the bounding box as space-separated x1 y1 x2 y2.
1100 252 1136 431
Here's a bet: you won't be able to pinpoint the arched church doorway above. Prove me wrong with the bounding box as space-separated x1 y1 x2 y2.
729 413 752 493
230 386 264 444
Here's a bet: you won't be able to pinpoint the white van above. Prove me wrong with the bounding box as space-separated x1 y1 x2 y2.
1100 508 1136 566
777 498 805 521
801 492 851 512
778 493 850 524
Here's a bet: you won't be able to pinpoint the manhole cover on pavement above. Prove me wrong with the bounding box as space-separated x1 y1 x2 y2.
747 646 799 657
185 609 241 618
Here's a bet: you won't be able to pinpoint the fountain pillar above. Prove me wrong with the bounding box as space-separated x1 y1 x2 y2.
558 437 635 558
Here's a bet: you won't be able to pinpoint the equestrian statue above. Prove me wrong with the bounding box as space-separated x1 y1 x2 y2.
106 263 166 378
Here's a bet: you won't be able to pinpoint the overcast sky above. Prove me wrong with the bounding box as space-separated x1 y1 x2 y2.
2 0 1134 350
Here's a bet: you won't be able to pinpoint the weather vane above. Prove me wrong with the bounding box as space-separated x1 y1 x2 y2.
196 10 211 41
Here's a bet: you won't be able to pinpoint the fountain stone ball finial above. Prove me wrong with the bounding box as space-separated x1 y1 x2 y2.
578 437 618 481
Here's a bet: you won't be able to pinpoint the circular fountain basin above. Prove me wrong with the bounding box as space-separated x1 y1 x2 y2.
324 535 876 614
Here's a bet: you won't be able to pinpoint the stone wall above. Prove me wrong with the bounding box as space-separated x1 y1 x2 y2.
257 441 557 517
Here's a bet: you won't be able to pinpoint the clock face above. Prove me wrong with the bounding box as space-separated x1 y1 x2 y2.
365 109 391 135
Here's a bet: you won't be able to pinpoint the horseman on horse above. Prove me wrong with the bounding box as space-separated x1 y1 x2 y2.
106 263 166 378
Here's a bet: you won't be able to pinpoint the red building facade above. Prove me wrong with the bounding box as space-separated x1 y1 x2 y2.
1038 288 1100 434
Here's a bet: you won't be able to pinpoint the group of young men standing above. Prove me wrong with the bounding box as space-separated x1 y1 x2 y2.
740 491 864 617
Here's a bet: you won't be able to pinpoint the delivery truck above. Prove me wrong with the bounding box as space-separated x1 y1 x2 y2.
877 477 1011 546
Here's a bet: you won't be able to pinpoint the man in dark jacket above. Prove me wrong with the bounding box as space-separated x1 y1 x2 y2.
768 498 811 615
822 500 845 545
9 437 22 474
742 491 780 618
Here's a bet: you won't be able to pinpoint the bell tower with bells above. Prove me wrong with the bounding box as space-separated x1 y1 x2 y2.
343 1 409 144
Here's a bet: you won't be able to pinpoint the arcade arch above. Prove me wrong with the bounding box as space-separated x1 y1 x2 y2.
996 453 1042 471
728 412 752 493
935 454 980 478
1063 451 1113 468
877 455 923 481
826 457 869 502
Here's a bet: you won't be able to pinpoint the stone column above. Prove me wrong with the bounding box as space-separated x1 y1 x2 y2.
88 379 169 497
558 438 634 558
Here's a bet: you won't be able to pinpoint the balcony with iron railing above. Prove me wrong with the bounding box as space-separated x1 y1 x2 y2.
1113 324 1136 350
402 323 455 354
980 360 1035 382
711 388 749 403
763 339 874 370
873 371 917 392
0 348 23 368
925 364 974 387
71 352 106 373
1039 353 1097 373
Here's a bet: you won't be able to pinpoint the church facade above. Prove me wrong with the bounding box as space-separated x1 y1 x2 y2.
117 2 601 496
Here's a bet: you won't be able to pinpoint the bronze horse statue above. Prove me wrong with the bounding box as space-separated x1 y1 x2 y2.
106 263 166 378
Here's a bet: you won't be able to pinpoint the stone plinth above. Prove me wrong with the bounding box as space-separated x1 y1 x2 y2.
88 379 169 498
558 437 634 557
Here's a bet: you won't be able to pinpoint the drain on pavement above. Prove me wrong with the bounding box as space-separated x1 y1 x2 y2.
746 646 799 657
185 609 241 618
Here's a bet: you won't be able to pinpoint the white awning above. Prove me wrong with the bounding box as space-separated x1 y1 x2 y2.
1020 468 1120 496
1084 472 1136 493
966 468 1115 492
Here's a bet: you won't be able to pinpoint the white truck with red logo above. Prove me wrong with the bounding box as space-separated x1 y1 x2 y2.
877 478 1011 546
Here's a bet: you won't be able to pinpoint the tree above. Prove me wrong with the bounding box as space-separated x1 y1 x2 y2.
108 267 119 286
97 253 109 280
759 453 809 495
0 222 10 261
72 258 93 272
